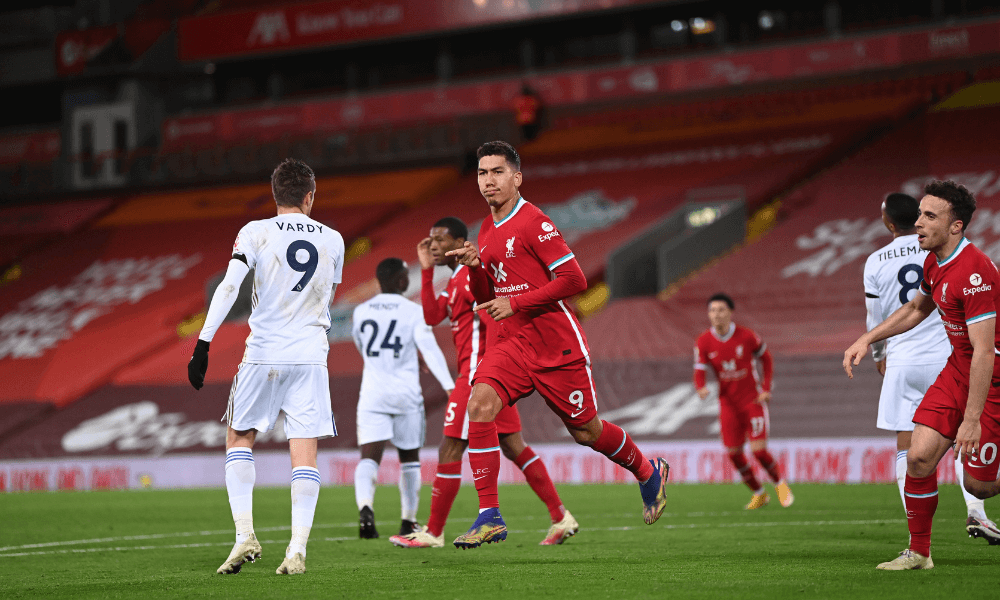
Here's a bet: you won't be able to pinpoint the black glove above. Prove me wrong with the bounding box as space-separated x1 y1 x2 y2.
188 339 210 390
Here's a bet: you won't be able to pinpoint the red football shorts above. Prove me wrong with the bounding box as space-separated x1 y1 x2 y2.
719 399 769 449
915 364 1000 482
473 340 598 427
442 373 522 440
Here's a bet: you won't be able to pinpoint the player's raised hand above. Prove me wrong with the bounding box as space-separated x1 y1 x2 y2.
188 339 210 390
475 297 514 321
416 237 434 270
842 338 870 379
445 241 481 268
955 418 982 462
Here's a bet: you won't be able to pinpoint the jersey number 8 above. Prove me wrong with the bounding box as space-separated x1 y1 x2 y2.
897 264 923 306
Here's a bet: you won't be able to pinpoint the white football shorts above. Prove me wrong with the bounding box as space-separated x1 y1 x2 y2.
876 360 948 432
356 408 425 450
224 363 336 439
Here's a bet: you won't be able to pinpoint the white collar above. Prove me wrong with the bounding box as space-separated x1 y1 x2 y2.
710 322 736 342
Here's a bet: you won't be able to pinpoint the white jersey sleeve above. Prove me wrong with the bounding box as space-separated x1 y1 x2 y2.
237 214 345 365
354 294 449 413
863 258 886 362
863 234 950 367
413 321 454 392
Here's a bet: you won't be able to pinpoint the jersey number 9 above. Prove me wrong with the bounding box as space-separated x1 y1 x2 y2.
287 240 319 292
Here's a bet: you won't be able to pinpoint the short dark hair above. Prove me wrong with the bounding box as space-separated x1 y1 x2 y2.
433 217 468 242
376 257 407 290
883 193 920 230
271 158 316 208
707 293 734 310
476 141 521 171
924 179 976 232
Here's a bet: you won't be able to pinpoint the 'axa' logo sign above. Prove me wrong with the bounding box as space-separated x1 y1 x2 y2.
248 11 290 46
492 261 507 283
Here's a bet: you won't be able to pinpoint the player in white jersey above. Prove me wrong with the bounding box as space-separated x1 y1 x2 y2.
863 192 994 539
351 258 455 539
188 159 345 576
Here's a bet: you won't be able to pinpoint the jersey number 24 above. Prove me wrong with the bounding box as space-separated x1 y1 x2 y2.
359 319 404 358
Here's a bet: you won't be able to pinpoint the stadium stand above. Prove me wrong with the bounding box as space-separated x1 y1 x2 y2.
648 101 1000 357
0 168 457 407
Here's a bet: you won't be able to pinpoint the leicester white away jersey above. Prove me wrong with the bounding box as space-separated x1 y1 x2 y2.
352 293 454 413
863 233 950 367
234 213 344 365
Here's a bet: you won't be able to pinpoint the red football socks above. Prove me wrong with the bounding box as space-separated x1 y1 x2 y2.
468 421 500 510
514 447 564 523
730 450 763 492
425 460 462 537
752 449 783 483
592 420 654 482
904 473 938 557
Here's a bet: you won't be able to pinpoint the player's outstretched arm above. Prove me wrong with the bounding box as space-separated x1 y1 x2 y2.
844 292 934 378
188 258 250 389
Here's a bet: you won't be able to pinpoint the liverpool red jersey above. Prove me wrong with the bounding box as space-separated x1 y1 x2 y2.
472 197 589 367
919 237 1000 383
421 264 488 383
694 323 772 406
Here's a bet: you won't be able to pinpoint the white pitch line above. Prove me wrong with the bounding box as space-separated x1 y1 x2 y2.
0 523 360 553
0 519 907 559
0 509 876 552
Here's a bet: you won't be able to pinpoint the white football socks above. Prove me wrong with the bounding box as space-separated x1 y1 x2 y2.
225 448 256 544
354 458 379 511
956 456 987 520
895 450 907 512
288 466 321 558
399 461 421 522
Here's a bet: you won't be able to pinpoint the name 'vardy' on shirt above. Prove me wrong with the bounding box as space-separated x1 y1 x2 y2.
276 222 324 233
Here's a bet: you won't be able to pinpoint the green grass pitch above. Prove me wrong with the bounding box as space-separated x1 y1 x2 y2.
1 483 996 599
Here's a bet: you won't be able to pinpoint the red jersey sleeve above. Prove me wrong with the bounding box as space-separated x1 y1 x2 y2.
421 268 449 326
525 213 576 273
509 258 587 313
750 330 773 392
694 336 708 389
962 255 999 326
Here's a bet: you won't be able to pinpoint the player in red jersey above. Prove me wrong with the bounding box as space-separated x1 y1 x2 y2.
388 217 578 548
845 180 1000 570
446 141 669 549
694 293 793 510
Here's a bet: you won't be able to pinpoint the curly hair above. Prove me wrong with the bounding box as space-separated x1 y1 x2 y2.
271 158 316 208
924 179 976 232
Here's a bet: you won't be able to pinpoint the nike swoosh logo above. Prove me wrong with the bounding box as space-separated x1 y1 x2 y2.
480 246 487 253
966 463 987 468
571 409 586 418
473 475 488 480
